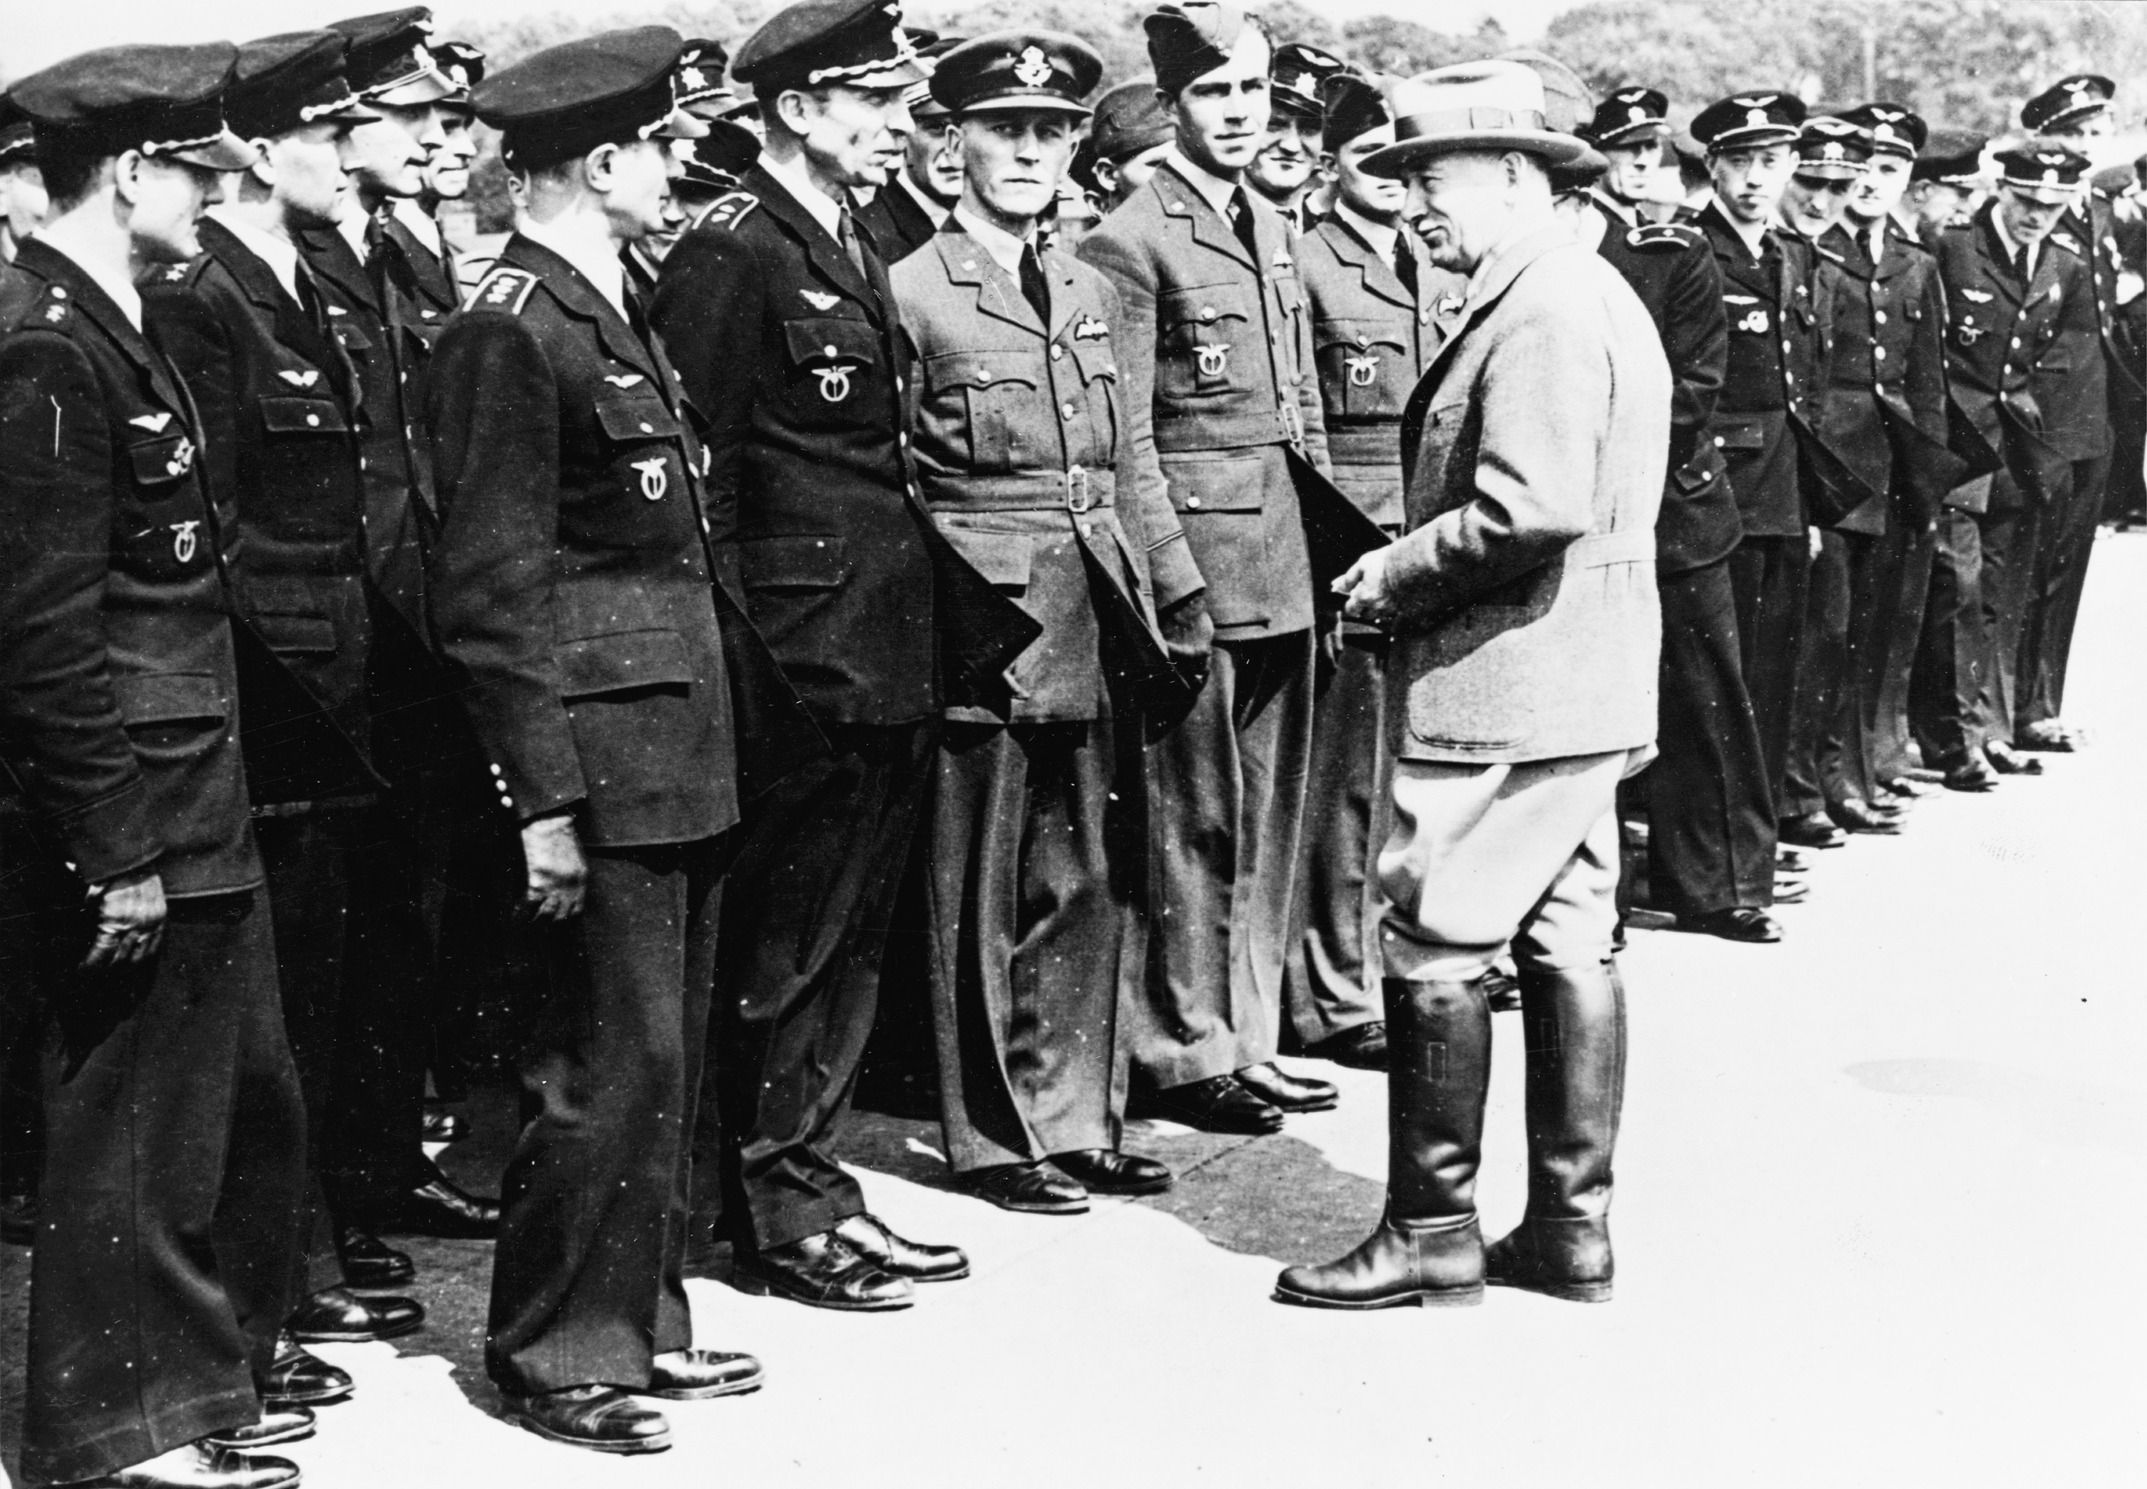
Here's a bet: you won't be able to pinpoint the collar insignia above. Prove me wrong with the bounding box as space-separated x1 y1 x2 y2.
802 289 840 310
604 373 645 388
277 370 319 388
129 412 172 432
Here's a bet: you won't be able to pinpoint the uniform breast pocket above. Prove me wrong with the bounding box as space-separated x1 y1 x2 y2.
592 393 686 531
1316 321 1408 419
1158 285 1255 402
1724 296 1771 336
1069 339 1120 457
926 350 1045 471
259 396 350 438
782 316 880 427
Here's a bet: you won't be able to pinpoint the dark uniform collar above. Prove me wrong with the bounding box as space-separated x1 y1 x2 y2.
741 161 886 322
499 230 664 385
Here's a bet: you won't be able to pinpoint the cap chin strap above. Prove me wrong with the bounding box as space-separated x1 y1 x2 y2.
141 129 225 157
299 89 364 123
805 27 922 87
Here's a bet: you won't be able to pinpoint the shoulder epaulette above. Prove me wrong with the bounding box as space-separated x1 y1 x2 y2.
699 191 762 232
14 281 73 333
1626 221 1704 252
469 266 540 313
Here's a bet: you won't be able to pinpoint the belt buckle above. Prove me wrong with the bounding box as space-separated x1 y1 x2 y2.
1065 465 1092 513
1279 398 1304 447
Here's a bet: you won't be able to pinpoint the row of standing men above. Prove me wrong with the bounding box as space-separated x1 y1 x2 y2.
0 0 2128 1483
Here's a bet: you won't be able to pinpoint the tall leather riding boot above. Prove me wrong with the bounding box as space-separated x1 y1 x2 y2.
1485 958 1627 1302
1273 977 1490 1309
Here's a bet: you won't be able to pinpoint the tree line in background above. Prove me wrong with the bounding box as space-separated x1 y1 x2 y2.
436 0 2147 136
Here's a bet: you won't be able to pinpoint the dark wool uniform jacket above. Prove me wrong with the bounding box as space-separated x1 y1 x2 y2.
2063 186 2147 399
1079 160 1330 636
1693 201 1834 537
1935 202 2108 506
426 235 807 848
857 177 941 267
1294 213 1459 532
892 226 1180 724
1592 204 1738 573
1811 217 1958 534
650 165 1037 729
0 241 261 894
144 219 375 762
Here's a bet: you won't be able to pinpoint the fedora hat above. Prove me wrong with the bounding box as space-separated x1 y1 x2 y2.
1362 59 1589 178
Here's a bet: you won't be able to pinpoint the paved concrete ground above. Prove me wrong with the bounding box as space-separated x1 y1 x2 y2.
7 534 2147 1488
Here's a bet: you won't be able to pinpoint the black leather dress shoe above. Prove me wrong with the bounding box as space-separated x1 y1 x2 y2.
631 1348 764 1400
1051 1148 1174 1195
287 1285 423 1344
1777 812 1844 849
960 1161 1089 1214
1943 755 1999 792
504 1385 670 1454
1682 907 1782 942
203 1407 315 1450
75 1443 300 1488
1828 799 1903 835
1771 877 1808 903
364 1171 500 1238
1985 741 2043 775
1234 1061 1338 1113
420 1110 467 1144
335 1224 415 1289
262 1336 352 1408
1776 847 1806 871
1145 1075 1283 1134
832 1212 971 1281
1304 1021 1387 1070
735 1231 914 1310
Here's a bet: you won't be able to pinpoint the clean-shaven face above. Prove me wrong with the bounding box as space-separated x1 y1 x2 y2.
1601 137 1663 204
345 99 445 198
1780 171 1855 235
1248 111 1319 198
907 118 963 204
597 137 680 241
1710 143 1794 226
1848 151 1911 224
1167 28 1272 179
1998 186 2070 246
1329 123 1405 221
958 109 1076 226
1406 149 1521 274
792 82 915 189
425 110 479 199
129 155 224 261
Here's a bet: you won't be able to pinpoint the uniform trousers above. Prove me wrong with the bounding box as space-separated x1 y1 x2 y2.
487 837 724 1397
1971 471 2041 749
926 720 1130 1172
700 721 935 1251
1726 534 1809 821
1910 498 1990 768
13 870 304 1486
2019 452 2110 730
1873 515 1939 783
1378 749 1640 984
1131 628 1314 1089
1783 527 1893 814
1647 557 1775 915
1284 630 1392 1044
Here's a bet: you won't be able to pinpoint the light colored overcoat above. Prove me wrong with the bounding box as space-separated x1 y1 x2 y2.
1386 223 1670 764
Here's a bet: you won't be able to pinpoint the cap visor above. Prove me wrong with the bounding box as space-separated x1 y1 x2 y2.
175 129 262 172
1794 165 1865 181
957 96 1093 119
369 72 458 107
2005 181 2081 203
1363 129 1591 180
1595 121 1669 146
319 99 385 125
1707 128 1801 152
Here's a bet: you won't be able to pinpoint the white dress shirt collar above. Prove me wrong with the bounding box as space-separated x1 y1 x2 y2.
1163 147 1241 218
517 212 629 321
1710 195 1771 259
950 204 1034 278
207 209 304 305
1991 204 2041 278
759 148 846 242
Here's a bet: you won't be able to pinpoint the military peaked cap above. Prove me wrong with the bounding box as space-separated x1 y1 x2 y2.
1270 42 1346 123
1836 102 1924 160
732 0 929 95
1691 90 1804 151
477 26 708 171
1994 142 2091 202
1911 130 1985 185
1587 86 1669 146
226 31 379 141
2022 74 2115 135
330 9 458 106
930 31 1102 117
8 42 257 171
1792 116 1872 180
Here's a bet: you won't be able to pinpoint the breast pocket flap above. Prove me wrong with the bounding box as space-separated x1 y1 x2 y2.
743 534 851 591
594 395 682 441
259 396 350 435
113 670 226 726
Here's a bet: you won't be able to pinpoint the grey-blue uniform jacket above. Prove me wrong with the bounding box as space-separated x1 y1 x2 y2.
1079 161 1330 637
892 228 1181 725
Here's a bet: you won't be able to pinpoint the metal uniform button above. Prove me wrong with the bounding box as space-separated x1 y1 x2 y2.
1187 495 1202 508
1714 435 1726 447
1874 347 1886 361
823 344 838 357
52 287 66 298
640 421 654 433
490 764 503 777
501 795 514 809
2011 338 2022 349
1061 403 1076 420
1199 306 1216 322
1875 310 1887 325
306 413 321 426
1050 345 1064 361
895 376 906 392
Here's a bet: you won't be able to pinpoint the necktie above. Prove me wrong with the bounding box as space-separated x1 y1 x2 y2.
1392 235 1419 299
2015 244 2033 282
293 264 328 335
837 207 867 279
1018 242 1050 325
1227 187 1260 262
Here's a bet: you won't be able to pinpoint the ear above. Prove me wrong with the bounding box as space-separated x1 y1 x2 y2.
246 137 278 191
584 141 620 191
772 88 816 136
111 148 148 205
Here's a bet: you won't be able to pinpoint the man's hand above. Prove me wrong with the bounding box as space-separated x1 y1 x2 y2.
1158 591 1215 680
520 811 587 922
83 869 166 969
1336 542 1400 628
